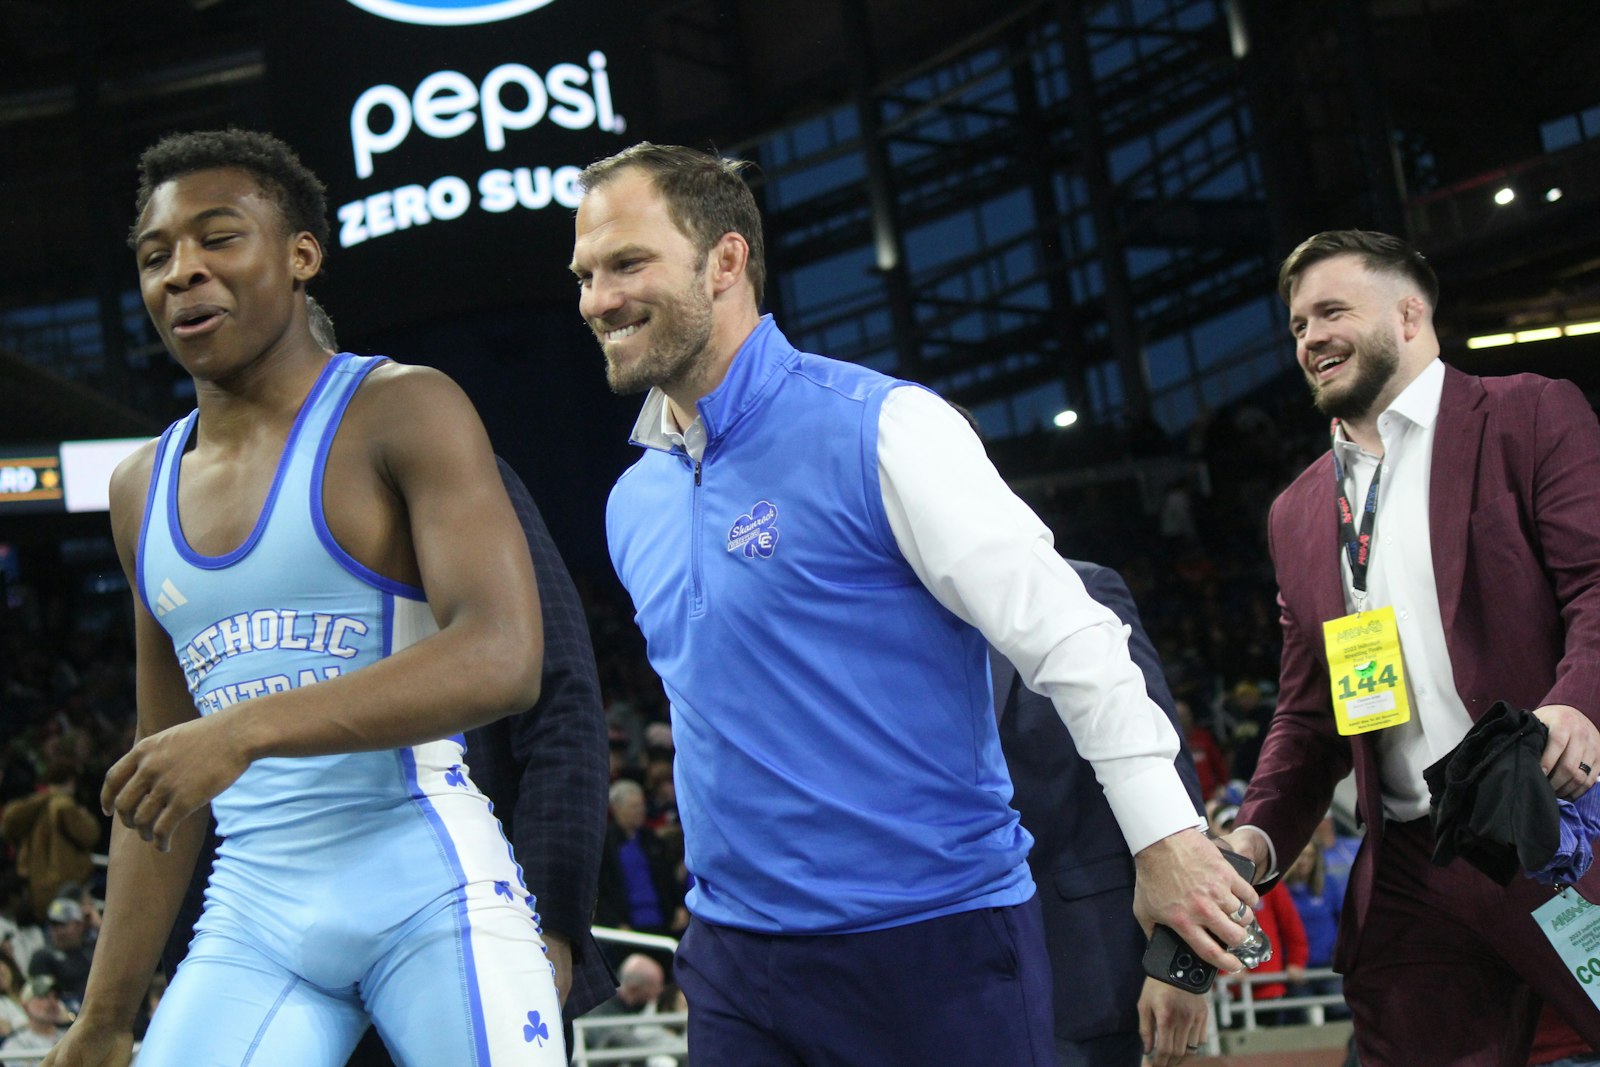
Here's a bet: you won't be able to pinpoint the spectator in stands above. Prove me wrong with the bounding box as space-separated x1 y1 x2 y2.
1283 844 1338 967
1283 842 1345 1018
1 762 100 921
643 756 678 831
0 955 25 1040
596 780 687 938
50 884 99 952
1 975 70 1067
1219 680 1273 782
1175 696 1229 802
0 878 44 975
574 140 1255 1067
26 899 91 1011
585 953 683 1067
995 557 1211 1065
1312 812 1360 910
1221 229 1600 1061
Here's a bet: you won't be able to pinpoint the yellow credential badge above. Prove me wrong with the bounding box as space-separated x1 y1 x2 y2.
1322 604 1412 736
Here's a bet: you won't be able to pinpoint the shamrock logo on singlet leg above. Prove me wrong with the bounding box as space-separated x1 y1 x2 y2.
494 880 514 901
523 1010 550 1046
444 765 467 788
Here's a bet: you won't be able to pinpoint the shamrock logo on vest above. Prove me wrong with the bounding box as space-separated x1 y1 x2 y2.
727 500 780 560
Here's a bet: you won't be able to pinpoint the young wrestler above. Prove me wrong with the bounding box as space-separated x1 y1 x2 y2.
44 130 563 1067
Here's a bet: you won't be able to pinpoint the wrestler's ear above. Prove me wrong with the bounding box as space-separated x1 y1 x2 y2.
289 232 323 283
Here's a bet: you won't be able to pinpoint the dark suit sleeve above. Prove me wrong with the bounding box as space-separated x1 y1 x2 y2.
1530 379 1600 717
1236 491 1353 877
493 459 613 1000
1072 562 1203 815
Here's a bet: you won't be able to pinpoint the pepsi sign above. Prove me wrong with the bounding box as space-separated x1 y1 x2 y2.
266 0 652 336
345 0 560 26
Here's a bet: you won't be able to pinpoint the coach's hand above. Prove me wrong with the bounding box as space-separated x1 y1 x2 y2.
1133 827 1259 975
103 714 249 852
1535 704 1600 800
39 1022 134 1067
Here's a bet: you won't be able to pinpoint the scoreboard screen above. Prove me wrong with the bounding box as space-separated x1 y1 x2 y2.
0 439 146 516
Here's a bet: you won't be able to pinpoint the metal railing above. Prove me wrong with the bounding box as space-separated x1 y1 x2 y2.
1200 965 1348 1056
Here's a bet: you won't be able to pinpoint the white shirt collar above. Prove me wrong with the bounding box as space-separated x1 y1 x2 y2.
1333 357 1445 458
628 387 707 461
1385 357 1445 432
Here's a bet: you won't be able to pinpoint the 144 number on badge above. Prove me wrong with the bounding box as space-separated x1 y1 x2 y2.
1322 605 1412 736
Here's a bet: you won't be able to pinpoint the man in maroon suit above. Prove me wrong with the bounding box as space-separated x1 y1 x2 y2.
1221 230 1600 1066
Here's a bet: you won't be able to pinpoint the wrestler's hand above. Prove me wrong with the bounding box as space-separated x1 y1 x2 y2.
102 714 249 852
544 931 573 1006
39 1022 134 1067
1138 977 1208 1065
1133 827 1259 974
1534 703 1600 800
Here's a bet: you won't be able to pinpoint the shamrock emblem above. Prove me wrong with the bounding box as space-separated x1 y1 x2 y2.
726 500 780 559
494 880 514 901
523 1010 549 1046
444 765 467 788
1354 660 1377 680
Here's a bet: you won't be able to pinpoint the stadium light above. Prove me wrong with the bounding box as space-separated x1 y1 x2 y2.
1466 320 1600 349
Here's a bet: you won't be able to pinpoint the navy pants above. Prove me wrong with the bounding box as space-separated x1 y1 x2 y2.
674 895 1054 1066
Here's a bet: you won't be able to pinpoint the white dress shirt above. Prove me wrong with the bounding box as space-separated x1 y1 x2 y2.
648 382 1201 855
1332 358 1475 821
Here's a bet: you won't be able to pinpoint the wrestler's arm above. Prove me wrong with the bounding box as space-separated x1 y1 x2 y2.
103 367 544 851
45 445 209 1067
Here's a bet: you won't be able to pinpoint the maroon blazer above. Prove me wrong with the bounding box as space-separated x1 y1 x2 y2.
1238 364 1600 971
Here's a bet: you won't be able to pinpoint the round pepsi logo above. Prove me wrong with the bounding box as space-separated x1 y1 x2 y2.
345 0 558 26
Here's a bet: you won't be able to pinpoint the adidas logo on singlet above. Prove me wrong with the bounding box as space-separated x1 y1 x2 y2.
155 578 189 617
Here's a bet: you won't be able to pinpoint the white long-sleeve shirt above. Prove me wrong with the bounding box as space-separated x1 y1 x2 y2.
653 381 1201 854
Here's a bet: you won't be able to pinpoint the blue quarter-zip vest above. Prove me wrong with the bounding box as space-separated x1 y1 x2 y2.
607 318 1034 933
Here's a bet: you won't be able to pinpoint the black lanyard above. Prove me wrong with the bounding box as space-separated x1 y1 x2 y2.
1330 421 1380 601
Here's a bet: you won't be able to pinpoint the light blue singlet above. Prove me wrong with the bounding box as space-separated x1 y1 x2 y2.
133 354 563 1067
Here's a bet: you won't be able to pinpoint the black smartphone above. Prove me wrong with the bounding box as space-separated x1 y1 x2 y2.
1141 847 1257 994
